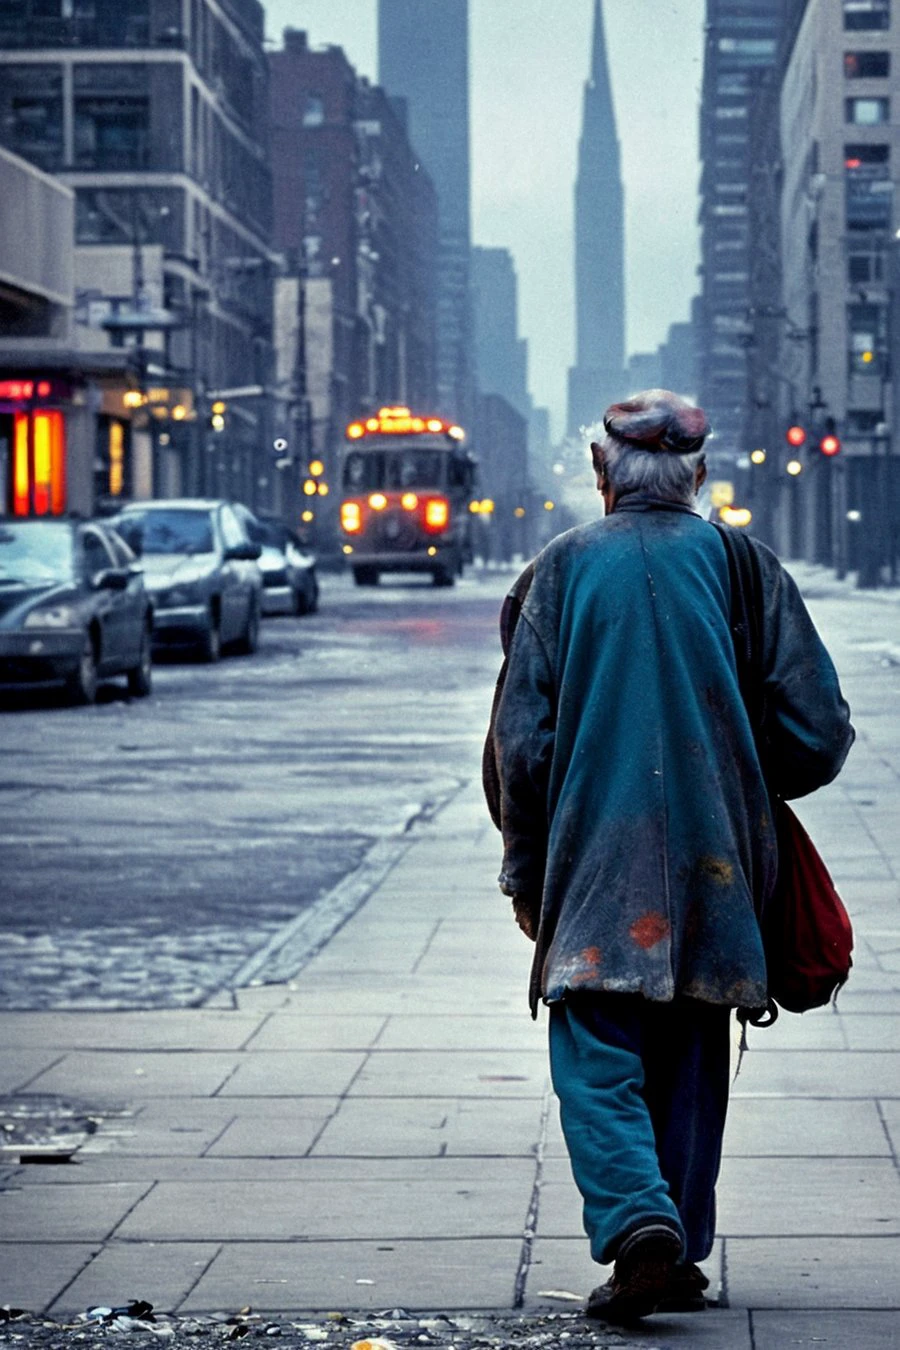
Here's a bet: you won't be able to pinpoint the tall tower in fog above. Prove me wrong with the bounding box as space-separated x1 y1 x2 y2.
378 0 473 424
567 0 625 435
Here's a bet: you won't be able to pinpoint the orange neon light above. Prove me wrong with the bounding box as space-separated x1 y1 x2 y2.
33 412 52 515
13 413 29 515
49 411 65 513
109 419 124 497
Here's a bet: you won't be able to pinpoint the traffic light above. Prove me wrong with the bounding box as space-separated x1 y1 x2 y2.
209 400 226 433
785 423 806 448
819 417 841 457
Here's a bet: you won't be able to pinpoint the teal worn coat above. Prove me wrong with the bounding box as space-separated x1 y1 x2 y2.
484 497 854 1016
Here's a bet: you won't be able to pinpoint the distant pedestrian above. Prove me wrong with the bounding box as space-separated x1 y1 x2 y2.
483 389 853 1324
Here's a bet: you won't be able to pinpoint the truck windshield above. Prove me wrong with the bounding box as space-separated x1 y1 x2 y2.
343 448 447 491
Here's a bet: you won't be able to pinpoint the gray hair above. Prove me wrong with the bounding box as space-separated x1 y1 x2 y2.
593 431 705 506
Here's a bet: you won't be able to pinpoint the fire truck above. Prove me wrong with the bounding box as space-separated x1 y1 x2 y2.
339 406 477 586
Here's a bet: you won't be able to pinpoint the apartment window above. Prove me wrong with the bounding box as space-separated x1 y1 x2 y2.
73 64 150 169
846 96 890 123
303 95 324 128
0 65 64 169
715 105 748 119
845 143 892 229
848 250 885 283
844 51 891 77
843 0 890 30
848 302 887 373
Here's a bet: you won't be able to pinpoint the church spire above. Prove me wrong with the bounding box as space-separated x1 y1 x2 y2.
567 0 625 435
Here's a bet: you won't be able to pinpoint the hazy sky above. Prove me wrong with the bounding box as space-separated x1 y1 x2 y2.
264 1 705 438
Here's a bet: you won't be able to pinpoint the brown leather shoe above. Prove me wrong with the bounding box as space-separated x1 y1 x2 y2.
655 1262 710 1313
585 1224 683 1324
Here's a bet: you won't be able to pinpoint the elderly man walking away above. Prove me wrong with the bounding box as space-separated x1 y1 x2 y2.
484 389 854 1325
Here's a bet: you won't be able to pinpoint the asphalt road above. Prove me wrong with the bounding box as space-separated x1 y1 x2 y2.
0 570 512 1011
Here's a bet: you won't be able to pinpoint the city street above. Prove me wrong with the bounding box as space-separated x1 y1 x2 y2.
0 562 898 1348
0 572 507 1010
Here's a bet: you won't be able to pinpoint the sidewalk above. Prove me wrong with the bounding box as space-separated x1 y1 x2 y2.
1 581 899 1349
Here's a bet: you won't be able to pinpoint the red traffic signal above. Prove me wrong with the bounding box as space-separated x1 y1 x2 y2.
819 433 841 456
785 424 806 447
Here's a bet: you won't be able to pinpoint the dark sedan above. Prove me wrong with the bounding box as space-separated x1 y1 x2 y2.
0 517 153 704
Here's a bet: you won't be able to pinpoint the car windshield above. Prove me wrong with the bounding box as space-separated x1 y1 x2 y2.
0 521 74 583
115 509 214 556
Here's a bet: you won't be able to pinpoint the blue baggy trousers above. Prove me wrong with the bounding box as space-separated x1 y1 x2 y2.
548 993 731 1266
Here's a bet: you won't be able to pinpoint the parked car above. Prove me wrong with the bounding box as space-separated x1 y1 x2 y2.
233 505 319 616
0 516 153 704
110 500 262 661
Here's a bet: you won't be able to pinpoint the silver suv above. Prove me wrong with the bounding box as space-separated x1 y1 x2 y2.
111 499 262 661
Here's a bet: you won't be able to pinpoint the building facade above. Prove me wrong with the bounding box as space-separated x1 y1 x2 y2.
775 0 900 581
268 28 439 545
378 0 474 427
0 0 274 512
567 0 625 435
698 0 782 465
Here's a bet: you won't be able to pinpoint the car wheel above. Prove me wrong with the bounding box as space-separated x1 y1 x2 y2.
237 597 261 655
294 582 309 616
198 608 221 663
67 633 99 705
308 573 319 613
433 566 455 588
127 623 153 698
353 566 379 586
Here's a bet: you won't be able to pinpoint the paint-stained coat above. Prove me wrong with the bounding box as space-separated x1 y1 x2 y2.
484 498 854 1016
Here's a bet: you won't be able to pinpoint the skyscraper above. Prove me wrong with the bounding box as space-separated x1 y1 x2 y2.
698 0 781 461
567 0 626 435
378 0 474 425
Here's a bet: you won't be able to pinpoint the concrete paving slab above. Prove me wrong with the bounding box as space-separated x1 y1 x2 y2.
23 1051 240 1098
115 1172 535 1241
725 1236 900 1308
79 1096 341 1159
376 1014 546 1052
721 1097 889 1156
0 1242 100 1314
753 1311 900 1349
716 1158 900 1235
48 1241 220 1316
730 1051 900 1097
206 1109 336 1157
0 1180 152 1239
0 1011 266 1052
181 1237 524 1312
532 1180 585 1238
241 1020 385 1053
0 1048 65 1092
311 1095 544 1157
216 1051 367 1097
735 1013 847 1051
841 1014 900 1049
877 1099 900 1153
348 1050 550 1098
